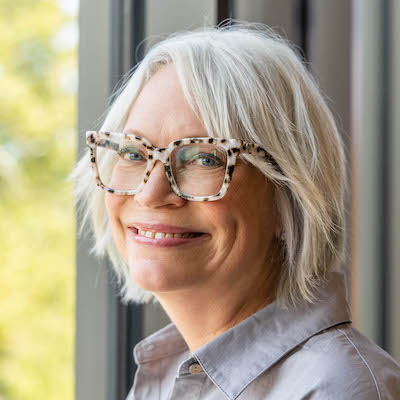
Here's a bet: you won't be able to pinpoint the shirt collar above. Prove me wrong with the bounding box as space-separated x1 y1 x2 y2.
133 270 352 400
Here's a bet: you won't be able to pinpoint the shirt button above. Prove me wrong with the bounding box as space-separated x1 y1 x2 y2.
189 363 203 374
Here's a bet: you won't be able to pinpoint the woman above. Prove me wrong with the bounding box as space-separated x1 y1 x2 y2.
70 23 400 399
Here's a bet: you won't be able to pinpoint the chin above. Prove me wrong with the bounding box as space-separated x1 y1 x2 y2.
128 259 191 293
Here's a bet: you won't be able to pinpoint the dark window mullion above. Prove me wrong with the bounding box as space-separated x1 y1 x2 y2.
110 1 146 399
217 0 235 23
292 0 311 65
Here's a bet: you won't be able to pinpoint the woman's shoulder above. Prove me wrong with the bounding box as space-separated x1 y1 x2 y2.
302 322 400 374
288 322 399 399
243 322 400 400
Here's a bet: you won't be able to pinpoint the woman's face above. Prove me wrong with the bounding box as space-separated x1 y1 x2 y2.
105 64 281 296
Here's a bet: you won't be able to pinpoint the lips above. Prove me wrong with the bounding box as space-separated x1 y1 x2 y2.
128 227 211 247
128 222 205 235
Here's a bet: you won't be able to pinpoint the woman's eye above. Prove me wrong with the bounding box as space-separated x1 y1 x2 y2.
125 153 143 161
190 153 223 167
199 155 217 166
119 148 145 161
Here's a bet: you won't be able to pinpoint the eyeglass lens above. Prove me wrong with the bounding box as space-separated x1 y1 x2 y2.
95 138 228 196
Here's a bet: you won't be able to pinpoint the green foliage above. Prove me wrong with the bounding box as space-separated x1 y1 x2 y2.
0 1 76 398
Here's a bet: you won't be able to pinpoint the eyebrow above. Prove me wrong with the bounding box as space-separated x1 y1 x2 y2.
122 128 209 141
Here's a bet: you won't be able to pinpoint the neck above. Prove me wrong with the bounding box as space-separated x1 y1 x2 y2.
154 258 281 353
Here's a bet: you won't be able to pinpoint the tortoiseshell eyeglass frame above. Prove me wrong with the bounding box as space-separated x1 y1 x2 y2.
86 131 280 202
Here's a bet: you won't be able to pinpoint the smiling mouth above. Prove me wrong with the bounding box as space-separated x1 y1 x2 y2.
130 227 205 239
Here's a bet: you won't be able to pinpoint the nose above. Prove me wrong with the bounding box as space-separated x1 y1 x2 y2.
133 160 186 208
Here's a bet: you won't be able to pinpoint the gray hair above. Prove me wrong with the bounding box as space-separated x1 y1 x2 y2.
68 22 348 309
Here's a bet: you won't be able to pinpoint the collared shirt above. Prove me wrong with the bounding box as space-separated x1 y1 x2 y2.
126 271 400 399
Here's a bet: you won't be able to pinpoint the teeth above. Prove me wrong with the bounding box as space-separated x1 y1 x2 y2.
137 229 200 239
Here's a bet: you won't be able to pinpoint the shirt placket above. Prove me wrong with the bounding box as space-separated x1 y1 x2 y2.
168 358 207 400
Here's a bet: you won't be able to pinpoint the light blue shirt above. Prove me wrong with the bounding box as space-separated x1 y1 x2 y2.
126 270 400 399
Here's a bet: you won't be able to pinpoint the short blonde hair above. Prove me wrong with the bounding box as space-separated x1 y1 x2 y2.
68 22 348 309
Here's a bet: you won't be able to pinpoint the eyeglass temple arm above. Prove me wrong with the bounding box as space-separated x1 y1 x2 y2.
242 142 281 172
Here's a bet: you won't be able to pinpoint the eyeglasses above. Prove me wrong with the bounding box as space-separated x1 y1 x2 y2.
86 131 280 201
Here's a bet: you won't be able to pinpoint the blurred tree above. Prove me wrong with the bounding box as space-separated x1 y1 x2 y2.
0 0 76 399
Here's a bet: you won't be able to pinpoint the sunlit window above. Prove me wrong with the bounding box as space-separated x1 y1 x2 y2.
0 0 77 398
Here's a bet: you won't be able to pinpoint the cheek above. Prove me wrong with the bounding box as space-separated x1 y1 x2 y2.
198 201 235 234
226 167 276 238
105 193 123 220
105 193 128 256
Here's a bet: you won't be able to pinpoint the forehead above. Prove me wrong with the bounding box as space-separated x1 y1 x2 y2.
123 64 208 147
